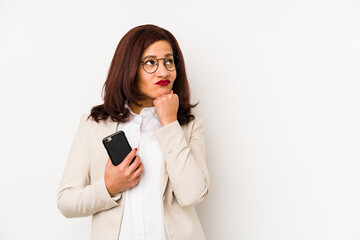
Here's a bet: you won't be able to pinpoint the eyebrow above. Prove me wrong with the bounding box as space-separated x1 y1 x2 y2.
142 53 173 59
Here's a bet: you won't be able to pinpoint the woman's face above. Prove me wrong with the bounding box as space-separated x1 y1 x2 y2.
136 40 176 103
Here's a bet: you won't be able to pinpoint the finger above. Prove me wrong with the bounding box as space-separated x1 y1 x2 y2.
133 162 143 178
131 175 141 188
170 90 173 94
129 155 141 172
120 148 137 167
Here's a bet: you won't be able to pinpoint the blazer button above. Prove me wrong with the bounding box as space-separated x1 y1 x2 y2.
167 147 172 153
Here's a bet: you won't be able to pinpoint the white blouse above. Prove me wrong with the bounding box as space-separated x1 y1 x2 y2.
116 103 169 240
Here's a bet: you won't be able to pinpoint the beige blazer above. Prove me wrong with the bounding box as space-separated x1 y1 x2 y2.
57 114 210 240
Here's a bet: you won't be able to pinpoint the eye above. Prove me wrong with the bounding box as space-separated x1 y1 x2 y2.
144 58 157 66
165 57 174 65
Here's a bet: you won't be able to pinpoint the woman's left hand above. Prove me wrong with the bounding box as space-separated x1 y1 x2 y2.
153 90 179 126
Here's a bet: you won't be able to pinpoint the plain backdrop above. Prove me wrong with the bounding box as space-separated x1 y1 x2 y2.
1 0 360 239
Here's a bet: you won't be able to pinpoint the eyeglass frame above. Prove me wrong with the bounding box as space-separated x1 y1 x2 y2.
139 54 181 74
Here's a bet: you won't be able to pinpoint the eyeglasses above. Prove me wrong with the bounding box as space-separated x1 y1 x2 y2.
139 55 180 74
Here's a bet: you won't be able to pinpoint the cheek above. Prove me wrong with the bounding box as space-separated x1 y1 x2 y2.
136 71 146 87
137 73 153 93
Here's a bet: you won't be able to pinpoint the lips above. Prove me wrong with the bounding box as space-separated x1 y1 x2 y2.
156 80 170 86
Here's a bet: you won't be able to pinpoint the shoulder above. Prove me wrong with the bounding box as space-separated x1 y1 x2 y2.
77 113 97 130
188 116 204 126
77 112 117 134
75 113 118 144
79 112 115 125
180 116 205 135
193 116 204 126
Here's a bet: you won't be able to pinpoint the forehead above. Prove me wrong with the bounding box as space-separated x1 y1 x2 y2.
142 40 173 58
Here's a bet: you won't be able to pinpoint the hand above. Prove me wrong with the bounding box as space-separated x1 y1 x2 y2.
153 90 179 126
104 148 143 197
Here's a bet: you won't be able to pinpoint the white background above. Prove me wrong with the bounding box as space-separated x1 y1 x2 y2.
1 0 360 239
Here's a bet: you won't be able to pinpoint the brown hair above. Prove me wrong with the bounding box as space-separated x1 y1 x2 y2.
89 24 197 125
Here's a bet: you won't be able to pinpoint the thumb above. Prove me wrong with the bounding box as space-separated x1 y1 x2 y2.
106 158 113 167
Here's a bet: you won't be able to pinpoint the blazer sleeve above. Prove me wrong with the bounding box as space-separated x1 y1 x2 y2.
155 117 210 207
57 114 119 218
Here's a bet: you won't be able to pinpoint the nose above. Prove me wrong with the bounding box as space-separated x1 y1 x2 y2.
156 60 170 77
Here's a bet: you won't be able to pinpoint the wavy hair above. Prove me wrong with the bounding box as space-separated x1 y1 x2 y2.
89 24 197 125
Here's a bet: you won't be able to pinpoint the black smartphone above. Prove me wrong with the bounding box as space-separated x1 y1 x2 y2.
102 131 135 166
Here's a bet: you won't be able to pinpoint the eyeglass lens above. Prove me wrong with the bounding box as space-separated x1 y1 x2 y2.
142 55 178 73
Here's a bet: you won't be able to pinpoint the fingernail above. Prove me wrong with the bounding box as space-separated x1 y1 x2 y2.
135 148 138 151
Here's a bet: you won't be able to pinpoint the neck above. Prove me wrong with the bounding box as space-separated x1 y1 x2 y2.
129 98 154 114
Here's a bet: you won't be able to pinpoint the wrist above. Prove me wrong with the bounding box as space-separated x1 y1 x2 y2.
161 117 177 126
105 179 115 197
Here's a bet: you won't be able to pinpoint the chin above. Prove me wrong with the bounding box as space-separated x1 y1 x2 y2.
158 88 171 95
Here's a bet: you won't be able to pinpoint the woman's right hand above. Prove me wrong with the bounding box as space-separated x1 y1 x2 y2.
104 148 143 197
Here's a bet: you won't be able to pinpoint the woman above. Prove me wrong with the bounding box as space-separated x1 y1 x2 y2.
57 24 210 240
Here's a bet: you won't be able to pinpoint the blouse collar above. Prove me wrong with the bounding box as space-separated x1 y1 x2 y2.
125 100 158 119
